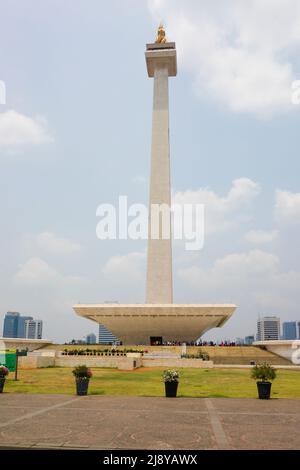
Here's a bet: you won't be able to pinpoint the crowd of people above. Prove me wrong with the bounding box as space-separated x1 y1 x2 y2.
161 340 239 347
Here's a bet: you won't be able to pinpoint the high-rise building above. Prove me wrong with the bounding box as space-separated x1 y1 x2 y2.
3 312 19 337
19 316 34 338
297 321 300 339
24 319 43 339
236 337 245 345
2 312 33 338
98 324 120 345
282 321 297 340
86 333 97 344
245 335 255 345
257 316 280 341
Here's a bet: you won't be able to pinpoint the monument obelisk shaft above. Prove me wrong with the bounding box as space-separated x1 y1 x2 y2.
145 29 177 304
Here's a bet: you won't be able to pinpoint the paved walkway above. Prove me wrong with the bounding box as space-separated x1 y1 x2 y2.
0 394 300 450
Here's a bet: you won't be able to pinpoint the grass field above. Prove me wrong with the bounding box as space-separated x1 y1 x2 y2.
3 367 300 398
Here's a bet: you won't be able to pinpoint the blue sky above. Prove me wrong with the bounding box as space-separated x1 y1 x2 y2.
0 0 300 342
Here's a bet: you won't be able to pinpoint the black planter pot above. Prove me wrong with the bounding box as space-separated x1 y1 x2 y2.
0 377 6 393
257 381 272 399
165 381 178 397
75 378 90 396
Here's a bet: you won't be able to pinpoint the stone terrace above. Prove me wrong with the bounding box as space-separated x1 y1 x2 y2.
40 345 292 366
0 394 300 450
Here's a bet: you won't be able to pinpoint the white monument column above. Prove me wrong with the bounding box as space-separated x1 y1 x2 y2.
73 27 237 345
145 30 177 304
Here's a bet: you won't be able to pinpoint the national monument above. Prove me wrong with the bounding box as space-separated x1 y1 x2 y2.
73 26 237 345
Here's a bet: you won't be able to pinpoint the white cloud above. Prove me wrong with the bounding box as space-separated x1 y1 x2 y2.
173 177 260 235
14 258 84 286
275 189 300 221
213 250 279 277
245 229 278 244
0 110 53 152
102 251 146 284
177 249 300 313
178 249 278 290
148 0 300 116
36 232 81 254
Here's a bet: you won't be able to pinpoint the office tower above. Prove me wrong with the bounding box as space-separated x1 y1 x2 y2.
86 333 97 344
244 335 255 345
282 321 297 340
3 312 33 338
24 319 43 339
257 316 280 341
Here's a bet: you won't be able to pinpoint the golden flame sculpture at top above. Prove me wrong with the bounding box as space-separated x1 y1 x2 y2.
155 23 167 43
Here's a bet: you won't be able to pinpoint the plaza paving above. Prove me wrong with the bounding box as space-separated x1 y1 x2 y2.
0 394 300 450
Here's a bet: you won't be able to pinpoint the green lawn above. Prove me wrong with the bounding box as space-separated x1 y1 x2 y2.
3 367 300 398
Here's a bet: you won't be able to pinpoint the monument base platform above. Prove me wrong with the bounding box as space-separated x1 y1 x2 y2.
73 304 236 345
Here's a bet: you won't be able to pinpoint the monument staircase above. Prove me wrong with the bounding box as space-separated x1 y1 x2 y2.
143 351 181 359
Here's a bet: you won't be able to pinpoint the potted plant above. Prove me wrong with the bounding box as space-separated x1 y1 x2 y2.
0 366 9 393
251 363 276 399
72 365 92 396
198 350 210 361
163 369 180 397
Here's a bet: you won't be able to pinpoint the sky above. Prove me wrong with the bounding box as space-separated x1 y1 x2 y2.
0 0 300 343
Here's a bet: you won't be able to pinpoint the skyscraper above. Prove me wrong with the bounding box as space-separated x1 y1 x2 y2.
257 316 280 341
86 333 97 344
19 316 34 338
3 312 19 337
244 335 255 345
282 321 297 340
3 312 33 338
24 319 43 339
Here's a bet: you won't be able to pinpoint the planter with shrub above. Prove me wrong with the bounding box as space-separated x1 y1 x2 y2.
251 363 276 399
72 365 92 396
0 366 9 393
163 369 180 397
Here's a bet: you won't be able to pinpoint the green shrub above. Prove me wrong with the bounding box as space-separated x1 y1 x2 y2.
163 369 180 383
251 363 276 382
181 350 210 360
72 365 93 379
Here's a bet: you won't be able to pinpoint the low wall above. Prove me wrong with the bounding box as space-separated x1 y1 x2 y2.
19 355 142 370
56 356 142 370
18 356 55 369
18 353 213 370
